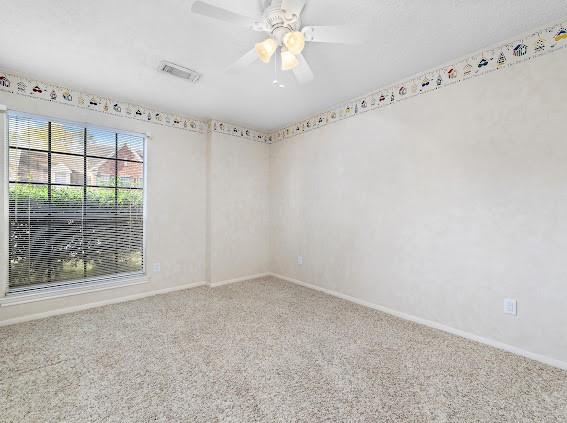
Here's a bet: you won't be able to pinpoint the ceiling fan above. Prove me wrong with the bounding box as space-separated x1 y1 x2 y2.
191 0 366 84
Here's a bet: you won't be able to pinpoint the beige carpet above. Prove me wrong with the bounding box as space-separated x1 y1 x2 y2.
1 277 566 422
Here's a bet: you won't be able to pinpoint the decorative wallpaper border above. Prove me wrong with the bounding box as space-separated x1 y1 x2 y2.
0 71 210 134
0 71 270 142
270 20 567 142
209 120 272 144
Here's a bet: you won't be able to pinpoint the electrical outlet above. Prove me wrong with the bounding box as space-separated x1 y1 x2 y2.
153 263 161 273
503 298 517 316
297 256 304 265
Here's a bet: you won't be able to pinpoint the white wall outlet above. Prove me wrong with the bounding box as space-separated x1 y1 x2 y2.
297 256 304 265
152 263 161 273
503 298 517 316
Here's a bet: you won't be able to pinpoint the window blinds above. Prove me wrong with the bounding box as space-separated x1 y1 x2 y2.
7 113 145 291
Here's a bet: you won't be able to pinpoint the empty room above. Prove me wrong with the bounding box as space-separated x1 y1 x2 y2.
1 0 567 421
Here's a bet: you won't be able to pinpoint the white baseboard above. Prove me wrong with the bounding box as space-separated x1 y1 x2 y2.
3 270 565 371
0 281 208 327
0 274 271 326
208 273 271 288
270 273 567 371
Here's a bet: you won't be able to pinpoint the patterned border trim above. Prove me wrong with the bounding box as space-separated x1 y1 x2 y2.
270 20 567 142
0 71 209 133
0 70 270 142
209 120 272 144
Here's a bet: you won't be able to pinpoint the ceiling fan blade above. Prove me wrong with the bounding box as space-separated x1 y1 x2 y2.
302 25 367 44
292 54 314 84
281 0 306 17
191 1 261 29
226 48 259 73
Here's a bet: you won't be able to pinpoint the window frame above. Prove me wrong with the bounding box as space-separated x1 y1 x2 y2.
1 110 148 299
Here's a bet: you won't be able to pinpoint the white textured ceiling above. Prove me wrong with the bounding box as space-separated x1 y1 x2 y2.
1 0 566 131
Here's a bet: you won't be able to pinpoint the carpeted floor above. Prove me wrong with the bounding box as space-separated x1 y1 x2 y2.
1 277 566 422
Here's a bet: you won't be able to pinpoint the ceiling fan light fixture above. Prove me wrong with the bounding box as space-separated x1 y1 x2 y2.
281 49 299 71
283 31 305 55
255 38 278 63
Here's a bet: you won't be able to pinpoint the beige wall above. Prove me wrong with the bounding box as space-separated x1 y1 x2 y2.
208 131 270 283
270 49 567 363
1 46 565 366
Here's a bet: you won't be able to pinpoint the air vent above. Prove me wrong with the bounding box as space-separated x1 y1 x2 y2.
160 61 202 83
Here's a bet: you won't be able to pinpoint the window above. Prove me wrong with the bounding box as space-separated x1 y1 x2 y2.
7 113 145 292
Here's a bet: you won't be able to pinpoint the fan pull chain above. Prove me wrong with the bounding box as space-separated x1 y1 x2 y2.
273 47 285 88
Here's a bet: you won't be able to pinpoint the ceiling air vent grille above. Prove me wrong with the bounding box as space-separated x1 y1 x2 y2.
160 61 202 83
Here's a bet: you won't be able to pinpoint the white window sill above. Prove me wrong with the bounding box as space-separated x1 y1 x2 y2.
0 275 149 307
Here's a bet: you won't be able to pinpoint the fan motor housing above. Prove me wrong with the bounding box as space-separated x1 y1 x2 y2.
263 0 301 44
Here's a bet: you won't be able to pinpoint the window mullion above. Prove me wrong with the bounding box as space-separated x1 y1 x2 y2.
83 128 87 279
115 134 118 273
47 122 52 284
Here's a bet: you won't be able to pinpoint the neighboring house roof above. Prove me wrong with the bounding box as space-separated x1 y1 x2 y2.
96 145 142 178
118 145 143 162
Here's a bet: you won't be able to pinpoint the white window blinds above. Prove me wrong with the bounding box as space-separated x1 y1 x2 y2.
7 113 145 291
